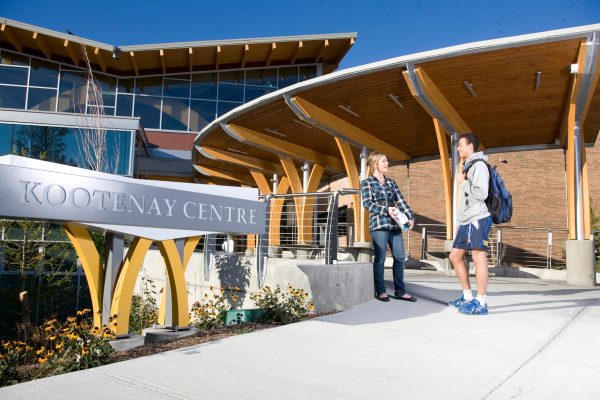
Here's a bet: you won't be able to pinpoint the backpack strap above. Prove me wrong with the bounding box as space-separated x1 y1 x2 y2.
463 159 489 176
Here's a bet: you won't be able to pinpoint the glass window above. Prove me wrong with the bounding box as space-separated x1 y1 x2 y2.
217 101 241 117
218 71 244 102
218 84 244 102
278 67 298 88
95 74 117 93
0 51 29 66
57 71 87 112
86 105 115 116
189 99 216 131
245 86 275 101
191 73 217 99
100 93 116 108
0 85 26 109
0 123 133 176
0 65 28 85
30 59 59 87
164 77 190 98
116 94 133 117
27 88 57 111
161 97 189 131
134 96 161 128
245 68 277 88
0 123 14 155
134 76 162 96
299 65 317 81
117 78 135 94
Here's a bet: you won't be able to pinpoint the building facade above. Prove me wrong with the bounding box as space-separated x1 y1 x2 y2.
0 17 356 180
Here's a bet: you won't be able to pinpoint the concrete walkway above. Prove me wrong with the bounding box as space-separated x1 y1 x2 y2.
2 271 599 400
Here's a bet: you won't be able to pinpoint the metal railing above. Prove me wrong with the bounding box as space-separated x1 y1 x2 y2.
256 190 359 264
419 223 571 269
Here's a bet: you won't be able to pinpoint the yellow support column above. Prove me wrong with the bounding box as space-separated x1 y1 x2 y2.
157 236 201 325
110 237 153 336
433 119 454 240
269 176 290 246
300 163 324 243
156 240 191 328
279 156 305 242
63 224 104 328
334 137 366 243
567 103 577 240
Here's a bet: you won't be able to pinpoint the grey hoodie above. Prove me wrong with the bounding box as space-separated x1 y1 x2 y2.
458 151 490 225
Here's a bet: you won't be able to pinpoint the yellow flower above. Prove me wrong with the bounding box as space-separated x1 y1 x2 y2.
46 350 54 357
55 342 63 350
36 347 45 355
49 335 56 341
38 357 47 364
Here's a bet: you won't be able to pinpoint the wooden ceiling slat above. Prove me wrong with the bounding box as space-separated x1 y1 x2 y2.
1 23 23 51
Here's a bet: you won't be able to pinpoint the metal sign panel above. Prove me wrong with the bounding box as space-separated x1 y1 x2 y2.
0 158 265 235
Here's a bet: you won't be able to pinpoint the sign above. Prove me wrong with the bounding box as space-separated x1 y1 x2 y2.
0 156 265 235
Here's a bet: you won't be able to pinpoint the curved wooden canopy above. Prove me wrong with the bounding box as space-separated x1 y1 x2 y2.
193 24 600 187
0 17 356 75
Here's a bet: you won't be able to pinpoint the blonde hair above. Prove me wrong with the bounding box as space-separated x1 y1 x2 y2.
366 152 386 176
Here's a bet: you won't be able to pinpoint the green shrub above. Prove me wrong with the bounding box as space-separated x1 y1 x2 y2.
0 309 114 387
250 285 314 324
191 287 230 329
129 276 158 334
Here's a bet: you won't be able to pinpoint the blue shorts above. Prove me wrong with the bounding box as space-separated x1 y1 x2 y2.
453 216 493 251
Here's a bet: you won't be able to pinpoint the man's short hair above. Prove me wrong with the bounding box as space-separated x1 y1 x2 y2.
459 132 479 152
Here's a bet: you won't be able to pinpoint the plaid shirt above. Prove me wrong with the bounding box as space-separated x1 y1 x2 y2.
361 175 415 231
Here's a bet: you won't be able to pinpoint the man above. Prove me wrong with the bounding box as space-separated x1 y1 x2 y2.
448 133 492 315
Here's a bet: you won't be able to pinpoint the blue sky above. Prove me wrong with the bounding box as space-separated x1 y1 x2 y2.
1 0 599 69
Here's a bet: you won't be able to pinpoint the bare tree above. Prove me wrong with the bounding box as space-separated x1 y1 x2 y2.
74 43 120 174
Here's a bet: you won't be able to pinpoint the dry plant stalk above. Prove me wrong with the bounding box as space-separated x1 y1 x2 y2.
75 43 120 174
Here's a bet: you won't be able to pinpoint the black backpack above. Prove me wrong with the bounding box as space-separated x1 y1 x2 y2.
464 159 512 224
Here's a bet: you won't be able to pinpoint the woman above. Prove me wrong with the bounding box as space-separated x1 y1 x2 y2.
361 152 417 302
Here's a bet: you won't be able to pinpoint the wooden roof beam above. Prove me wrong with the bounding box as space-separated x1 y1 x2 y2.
64 39 80 66
314 39 329 63
196 145 285 175
403 65 472 135
286 96 410 161
129 52 139 75
334 38 355 65
188 48 193 72
250 171 272 195
215 46 221 69
241 44 249 68
266 43 276 66
93 47 107 72
558 38 600 146
32 32 52 59
159 49 166 74
222 123 345 172
291 41 303 64
193 164 255 186
1 23 23 52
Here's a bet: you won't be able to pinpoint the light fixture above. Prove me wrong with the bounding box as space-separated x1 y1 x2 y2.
388 94 404 109
463 81 477 97
338 104 359 117
227 148 248 155
292 118 313 129
535 71 541 91
570 63 579 74
112 46 121 60
264 128 286 137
